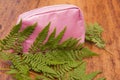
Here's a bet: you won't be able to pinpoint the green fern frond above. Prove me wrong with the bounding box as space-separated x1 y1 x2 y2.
85 23 105 48
0 21 106 80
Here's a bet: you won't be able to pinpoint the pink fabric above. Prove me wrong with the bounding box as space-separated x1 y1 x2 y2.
17 4 85 52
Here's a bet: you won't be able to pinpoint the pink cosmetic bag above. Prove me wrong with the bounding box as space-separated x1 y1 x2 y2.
17 4 85 52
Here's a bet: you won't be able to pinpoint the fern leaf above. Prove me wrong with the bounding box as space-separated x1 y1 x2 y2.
0 34 17 50
9 54 30 75
39 27 67 51
22 53 57 74
80 47 98 59
85 71 101 80
7 69 18 74
0 20 22 50
52 27 66 48
42 28 56 51
76 43 83 50
53 61 82 79
0 52 9 60
69 62 101 80
43 72 56 79
97 77 106 80
29 22 50 53
10 20 22 35
46 60 66 65
69 62 86 80
14 73 31 80
39 65 57 74
12 23 37 53
35 75 51 80
74 62 86 75
55 27 66 43
85 23 105 48
58 38 79 50
47 28 56 43
36 22 50 43
6 54 31 80
65 38 79 49
19 23 37 41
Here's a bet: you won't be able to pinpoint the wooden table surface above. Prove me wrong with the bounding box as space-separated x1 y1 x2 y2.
0 0 120 80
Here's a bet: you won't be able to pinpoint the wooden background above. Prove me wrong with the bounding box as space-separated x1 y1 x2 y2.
0 0 120 80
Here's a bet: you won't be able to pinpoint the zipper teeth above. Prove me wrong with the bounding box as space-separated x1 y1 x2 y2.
24 7 78 19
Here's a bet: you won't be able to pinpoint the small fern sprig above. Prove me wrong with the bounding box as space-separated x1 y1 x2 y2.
85 23 113 55
85 23 105 48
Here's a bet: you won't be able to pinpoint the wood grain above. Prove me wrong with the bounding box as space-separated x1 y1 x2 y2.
0 0 120 80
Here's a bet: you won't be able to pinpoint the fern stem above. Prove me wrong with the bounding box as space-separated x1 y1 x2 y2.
103 48 113 56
